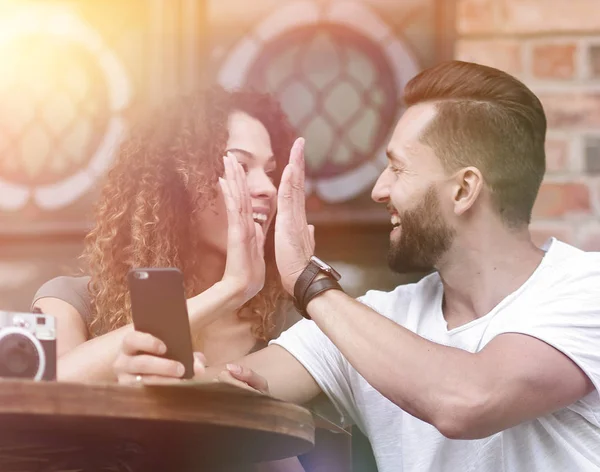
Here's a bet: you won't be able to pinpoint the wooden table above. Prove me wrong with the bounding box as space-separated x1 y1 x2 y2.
0 380 315 471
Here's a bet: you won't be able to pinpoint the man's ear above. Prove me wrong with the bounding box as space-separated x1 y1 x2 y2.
451 167 484 216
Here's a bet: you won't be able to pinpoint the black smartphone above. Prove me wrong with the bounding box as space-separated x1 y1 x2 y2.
127 268 194 379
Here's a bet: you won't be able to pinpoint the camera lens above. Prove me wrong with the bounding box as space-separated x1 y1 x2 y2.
0 333 40 378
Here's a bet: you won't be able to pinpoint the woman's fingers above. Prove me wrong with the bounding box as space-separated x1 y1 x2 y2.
114 349 184 378
225 153 260 249
219 175 240 239
115 348 207 385
220 152 265 299
121 330 166 356
224 153 243 217
218 174 232 214
223 154 250 237
221 156 245 249
223 153 241 212
225 363 269 395
237 155 253 220
216 370 262 394
228 152 254 239
115 331 189 385
127 354 185 377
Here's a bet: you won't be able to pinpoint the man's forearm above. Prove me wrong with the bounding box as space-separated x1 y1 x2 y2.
306 290 488 435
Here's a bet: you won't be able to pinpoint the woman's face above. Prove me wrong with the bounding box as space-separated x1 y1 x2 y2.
196 110 279 254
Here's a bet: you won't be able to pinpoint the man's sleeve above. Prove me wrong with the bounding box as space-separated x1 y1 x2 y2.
489 265 600 396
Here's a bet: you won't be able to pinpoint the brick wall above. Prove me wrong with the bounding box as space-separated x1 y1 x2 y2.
455 0 600 250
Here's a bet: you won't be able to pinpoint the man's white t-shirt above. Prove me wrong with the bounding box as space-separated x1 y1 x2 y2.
271 239 600 471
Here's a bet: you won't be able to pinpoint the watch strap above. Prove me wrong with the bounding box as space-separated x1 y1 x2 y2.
293 260 321 306
294 277 343 320
303 278 343 311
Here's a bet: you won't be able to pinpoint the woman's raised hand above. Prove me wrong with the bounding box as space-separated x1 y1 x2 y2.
218 152 266 306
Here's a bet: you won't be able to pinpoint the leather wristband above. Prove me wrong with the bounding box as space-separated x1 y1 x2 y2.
293 256 343 320
300 278 343 319
294 277 344 320
293 261 321 306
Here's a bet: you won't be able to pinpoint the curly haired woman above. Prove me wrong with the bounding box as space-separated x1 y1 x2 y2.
32 87 350 471
33 86 294 378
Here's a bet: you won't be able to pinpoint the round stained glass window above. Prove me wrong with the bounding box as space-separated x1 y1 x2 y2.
246 24 399 181
0 5 131 211
0 35 110 187
217 0 420 203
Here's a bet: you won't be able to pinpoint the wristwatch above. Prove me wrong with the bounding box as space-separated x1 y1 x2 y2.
293 256 343 320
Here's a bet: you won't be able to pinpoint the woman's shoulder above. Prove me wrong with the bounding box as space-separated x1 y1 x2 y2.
34 275 91 298
32 275 92 322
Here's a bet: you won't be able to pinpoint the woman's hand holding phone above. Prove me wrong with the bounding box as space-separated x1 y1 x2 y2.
116 153 267 385
113 330 206 385
218 152 266 306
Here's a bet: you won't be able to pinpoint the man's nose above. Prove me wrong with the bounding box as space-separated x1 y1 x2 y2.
371 169 392 203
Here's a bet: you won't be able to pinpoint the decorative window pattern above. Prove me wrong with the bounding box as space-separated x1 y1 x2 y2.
215 0 425 213
0 4 131 212
0 1 208 312
0 0 206 234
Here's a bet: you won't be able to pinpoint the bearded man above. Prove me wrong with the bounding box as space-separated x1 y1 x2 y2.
117 61 600 472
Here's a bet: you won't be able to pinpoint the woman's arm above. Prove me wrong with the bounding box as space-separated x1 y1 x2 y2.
34 281 248 383
38 154 269 383
34 296 132 382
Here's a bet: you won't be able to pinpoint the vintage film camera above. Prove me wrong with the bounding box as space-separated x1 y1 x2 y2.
0 311 56 380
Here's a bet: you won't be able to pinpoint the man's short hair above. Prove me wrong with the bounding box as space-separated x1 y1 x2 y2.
404 60 547 227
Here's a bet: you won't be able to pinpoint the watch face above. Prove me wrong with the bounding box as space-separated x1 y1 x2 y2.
310 256 341 281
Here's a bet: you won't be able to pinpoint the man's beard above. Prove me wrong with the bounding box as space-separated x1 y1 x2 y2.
388 186 455 274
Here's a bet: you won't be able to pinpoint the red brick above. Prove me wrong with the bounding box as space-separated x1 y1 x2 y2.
503 0 600 34
538 93 600 128
455 40 522 76
545 138 569 173
532 182 591 218
532 43 577 80
529 221 575 246
456 0 498 35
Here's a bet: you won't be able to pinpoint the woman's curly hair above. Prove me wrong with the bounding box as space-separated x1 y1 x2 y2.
82 86 296 342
